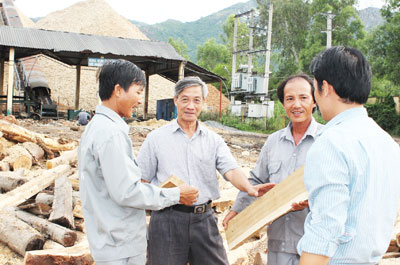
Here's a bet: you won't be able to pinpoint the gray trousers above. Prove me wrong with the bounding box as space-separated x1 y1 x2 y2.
95 253 146 265
147 207 229 265
267 251 300 265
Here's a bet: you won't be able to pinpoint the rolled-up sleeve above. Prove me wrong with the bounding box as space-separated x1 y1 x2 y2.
215 137 239 177
97 132 179 210
297 137 350 257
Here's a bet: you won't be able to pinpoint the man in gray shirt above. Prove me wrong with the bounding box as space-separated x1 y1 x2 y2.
137 76 273 265
223 73 323 265
78 60 198 265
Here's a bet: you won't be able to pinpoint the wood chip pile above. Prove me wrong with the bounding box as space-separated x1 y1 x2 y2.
0 116 93 264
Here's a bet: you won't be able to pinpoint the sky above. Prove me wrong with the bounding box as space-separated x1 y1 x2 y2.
14 0 385 25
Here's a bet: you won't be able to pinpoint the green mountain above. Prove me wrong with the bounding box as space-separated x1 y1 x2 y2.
357 7 384 32
130 0 258 61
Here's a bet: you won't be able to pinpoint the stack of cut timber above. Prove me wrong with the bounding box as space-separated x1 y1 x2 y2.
0 119 93 264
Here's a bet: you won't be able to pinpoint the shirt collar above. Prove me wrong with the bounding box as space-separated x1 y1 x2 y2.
318 107 367 136
280 117 319 142
95 105 129 134
171 119 205 135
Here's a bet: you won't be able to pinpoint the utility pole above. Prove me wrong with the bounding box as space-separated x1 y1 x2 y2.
231 16 238 104
264 2 273 99
248 9 254 75
322 11 335 48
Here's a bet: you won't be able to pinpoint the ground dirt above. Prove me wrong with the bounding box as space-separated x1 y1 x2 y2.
0 117 399 264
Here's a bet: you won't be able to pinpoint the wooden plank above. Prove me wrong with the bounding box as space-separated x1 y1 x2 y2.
0 164 71 209
225 166 307 250
159 175 184 188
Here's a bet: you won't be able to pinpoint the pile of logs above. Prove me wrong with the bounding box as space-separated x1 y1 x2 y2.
0 118 93 264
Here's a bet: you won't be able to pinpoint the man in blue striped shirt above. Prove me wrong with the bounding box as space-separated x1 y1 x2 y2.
297 46 400 264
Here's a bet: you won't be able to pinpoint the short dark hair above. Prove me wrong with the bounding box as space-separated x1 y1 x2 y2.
97 59 146 101
277 73 315 104
310 46 372 104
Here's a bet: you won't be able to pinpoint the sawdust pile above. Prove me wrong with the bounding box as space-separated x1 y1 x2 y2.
205 84 230 113
34 0 148 40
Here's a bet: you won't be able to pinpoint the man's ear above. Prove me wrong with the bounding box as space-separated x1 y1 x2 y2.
114 84 122 98
321 80 333 96
174 96 178 106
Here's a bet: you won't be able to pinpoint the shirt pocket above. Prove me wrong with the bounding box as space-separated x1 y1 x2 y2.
268 161 282 183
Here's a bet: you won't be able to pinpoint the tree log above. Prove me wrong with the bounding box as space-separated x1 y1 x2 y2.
43 240 65 250
18 202 52 217
49 176 75 229
0 120 76 152
46 149 77 169
0 169 27 192
0 136 15 153
0 161 10 171
24 240 94 265
0 210 44 256
0 164 71 209
35 192 80 207
22 142 44 165
3 144 32 170
16 210 77 247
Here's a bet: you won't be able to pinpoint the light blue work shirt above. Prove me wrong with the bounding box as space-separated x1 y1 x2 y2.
78 105 180 262
232 118 322 254
137 120 239 205
297 107 400 264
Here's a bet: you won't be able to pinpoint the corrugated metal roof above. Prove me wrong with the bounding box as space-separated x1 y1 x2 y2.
0 25 184 60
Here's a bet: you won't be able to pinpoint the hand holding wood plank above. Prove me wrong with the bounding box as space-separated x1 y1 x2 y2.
159 175 198 206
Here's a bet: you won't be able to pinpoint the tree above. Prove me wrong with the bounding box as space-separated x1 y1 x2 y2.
197 39 230 71
168 37 190 60
364 0 400 85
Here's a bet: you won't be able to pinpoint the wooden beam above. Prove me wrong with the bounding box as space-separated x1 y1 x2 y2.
159 175 184 188
225 166 307 250
0 58 4 98
0 164 71 209
7 48 15 116
144 72 149 119
178 61 185 80
74 65 81 110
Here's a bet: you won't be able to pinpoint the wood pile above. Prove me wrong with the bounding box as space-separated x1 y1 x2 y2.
0 118 93 264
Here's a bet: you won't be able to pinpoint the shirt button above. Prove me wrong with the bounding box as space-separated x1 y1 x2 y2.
293 153 297 157
281 242 285 245
286 217 290 221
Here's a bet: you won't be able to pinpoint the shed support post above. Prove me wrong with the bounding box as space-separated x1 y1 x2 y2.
6 48 15 116
144 73 149 120
75 65 81 110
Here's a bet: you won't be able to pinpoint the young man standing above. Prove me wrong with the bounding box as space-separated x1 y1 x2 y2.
78 60 198 265
223 73 323 265
297 46 400 264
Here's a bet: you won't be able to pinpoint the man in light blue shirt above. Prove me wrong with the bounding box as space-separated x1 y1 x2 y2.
297 46 400 265
78 60 198 265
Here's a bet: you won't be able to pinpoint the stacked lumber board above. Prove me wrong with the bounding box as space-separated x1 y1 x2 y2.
0 118 93 264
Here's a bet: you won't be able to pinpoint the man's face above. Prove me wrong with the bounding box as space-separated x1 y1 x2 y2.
174 85 204 123
282 78 316 125
116 83 143 118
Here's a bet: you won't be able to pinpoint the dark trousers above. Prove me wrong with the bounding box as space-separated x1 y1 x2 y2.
147 207 229 265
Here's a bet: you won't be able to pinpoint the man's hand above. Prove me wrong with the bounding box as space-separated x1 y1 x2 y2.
247 183 276 197
222 210 238 229
291 200 309 211
178 184 198 206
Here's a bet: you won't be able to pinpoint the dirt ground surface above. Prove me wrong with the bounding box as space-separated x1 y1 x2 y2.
0 117 399 264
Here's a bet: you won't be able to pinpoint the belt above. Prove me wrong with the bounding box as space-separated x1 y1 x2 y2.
171 200 212 214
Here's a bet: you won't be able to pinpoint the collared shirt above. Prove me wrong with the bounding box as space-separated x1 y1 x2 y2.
78 105 180 262
232 118 323 254
137 119 239 205
297 107 400 264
